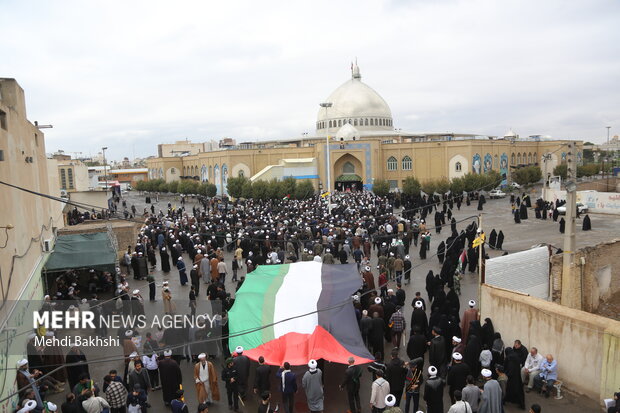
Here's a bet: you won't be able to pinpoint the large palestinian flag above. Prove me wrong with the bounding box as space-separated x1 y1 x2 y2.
228 261 373 366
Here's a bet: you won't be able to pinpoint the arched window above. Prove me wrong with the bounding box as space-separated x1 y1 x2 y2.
533 152 537 164
387 156 398 171
370 119 374 126
159 168 163 178
375 118 378 126
338 119 342 127
353 119 358 126
238 170 244 178
365 118 369 126
511 153 515 165
343 161 355 174
209 165 212 179
455 162 462 172
528 153 532 164
402 156 412 170
517 154 522 164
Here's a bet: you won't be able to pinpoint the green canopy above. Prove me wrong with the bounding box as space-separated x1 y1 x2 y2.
335 174 362 182
44 232 117 272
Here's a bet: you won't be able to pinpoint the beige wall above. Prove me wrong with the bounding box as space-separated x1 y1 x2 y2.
146 137 580 192
0 79 64 304
550 239 620 311
68 190 110 212
480 284 620 403
0 78 65 408
57 160 90 191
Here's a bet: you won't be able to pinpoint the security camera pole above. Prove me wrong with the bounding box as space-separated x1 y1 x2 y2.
561 141 579 309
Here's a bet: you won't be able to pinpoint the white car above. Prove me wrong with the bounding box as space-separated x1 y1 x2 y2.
489 189 506 199
557 202 588 215
510 182 521 189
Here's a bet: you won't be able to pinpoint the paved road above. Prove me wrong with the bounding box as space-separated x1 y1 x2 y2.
46 189 614 412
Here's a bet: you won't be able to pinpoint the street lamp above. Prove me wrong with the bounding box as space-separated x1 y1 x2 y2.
102 147 108 193
607 126 611 145
320 102 333 213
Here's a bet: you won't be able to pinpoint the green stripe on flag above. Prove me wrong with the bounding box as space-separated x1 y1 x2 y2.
261 264 289 343
228 264 289 352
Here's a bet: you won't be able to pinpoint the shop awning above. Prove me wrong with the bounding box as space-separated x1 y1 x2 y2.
44 232 117 272
335 174 362 182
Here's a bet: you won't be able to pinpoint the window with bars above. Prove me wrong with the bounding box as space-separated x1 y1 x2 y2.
60 169 67 189
402 156 412 170
67 168 74 189
387 156 397 171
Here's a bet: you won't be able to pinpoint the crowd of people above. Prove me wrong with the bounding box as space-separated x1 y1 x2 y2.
14 190 570 413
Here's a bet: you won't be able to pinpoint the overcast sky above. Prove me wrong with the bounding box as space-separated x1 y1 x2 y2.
2 0 619 160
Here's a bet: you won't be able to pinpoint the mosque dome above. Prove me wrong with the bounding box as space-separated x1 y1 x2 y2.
317 62 393 135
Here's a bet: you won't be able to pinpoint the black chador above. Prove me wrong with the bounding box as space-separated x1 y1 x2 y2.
582 215 591 231
496 231 504 250
559 217 566 234
488 229 497 249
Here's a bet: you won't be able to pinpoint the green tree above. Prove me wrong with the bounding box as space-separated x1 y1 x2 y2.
167 180 179 193
241 180 253 199
421 180 437 195
280 177 297 199
553 164 567 179
295 180 315 199
227 176 248 199
450 176 465 195
526 166 542 184
434 177 451 193
252 180 270 200
266 179 282 199
402 176 421 197
372 179 390 197
205 183 217 197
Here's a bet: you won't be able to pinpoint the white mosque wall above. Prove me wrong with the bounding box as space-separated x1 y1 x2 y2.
545 189 620 215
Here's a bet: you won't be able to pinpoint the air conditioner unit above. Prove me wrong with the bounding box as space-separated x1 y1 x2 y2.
43 239 52 252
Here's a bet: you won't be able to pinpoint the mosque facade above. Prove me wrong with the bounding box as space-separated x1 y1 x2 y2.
146 64 581 196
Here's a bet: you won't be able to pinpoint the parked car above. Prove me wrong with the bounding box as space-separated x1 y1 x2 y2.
489 189 506 199
557 202 588 215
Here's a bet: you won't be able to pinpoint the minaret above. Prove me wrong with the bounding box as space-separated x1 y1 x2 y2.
351 59 361 80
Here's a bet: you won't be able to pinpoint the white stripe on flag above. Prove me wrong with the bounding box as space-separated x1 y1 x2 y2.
273 261 322 338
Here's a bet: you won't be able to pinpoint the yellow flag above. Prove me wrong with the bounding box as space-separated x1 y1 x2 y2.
472 233 485 248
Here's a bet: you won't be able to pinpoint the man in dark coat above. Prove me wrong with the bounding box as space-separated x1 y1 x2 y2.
407 327 428 362
340 357 362 413
385 348 407 406
253 356 271 395
233 346 251 399
410 302 428 336
446 353 471 404
159 351 183 406
160 247 171 272
428 327 447 378
423 366 445 413
369 312 385 359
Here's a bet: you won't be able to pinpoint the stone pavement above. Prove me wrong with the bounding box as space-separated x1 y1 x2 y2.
45 189 613 412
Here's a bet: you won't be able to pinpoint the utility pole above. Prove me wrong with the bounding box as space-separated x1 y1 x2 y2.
561 141 579 309
102 147 109 193
320 102 333 214
477 214 484 304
